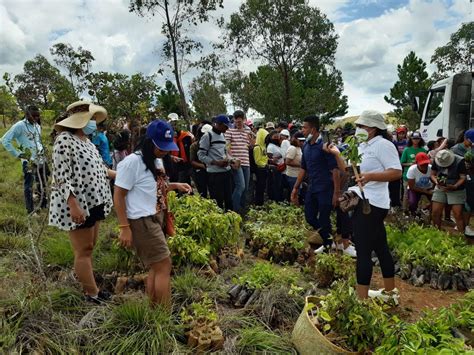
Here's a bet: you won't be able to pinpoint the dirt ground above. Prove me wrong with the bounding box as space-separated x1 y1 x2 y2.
372 271 466 322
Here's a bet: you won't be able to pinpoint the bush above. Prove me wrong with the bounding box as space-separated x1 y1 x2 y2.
167 192 242 266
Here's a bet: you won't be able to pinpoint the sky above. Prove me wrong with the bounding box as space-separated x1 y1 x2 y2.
0 0 471 117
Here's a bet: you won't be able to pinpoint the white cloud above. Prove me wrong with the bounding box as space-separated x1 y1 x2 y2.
0 0 471 118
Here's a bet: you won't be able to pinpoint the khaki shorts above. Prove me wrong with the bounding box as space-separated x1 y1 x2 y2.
432 188 466 206
129 213 170 267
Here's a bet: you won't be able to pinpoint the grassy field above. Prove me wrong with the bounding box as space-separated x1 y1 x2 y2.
1 125 473 354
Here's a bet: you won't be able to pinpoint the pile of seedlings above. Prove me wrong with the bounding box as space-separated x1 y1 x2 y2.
167 192 242 268
387 224 474 290
313 252 355 287
180 295 225 352
244 203 317 263
304 281 474 353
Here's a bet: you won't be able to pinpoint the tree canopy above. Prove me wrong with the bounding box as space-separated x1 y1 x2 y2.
384 51 431 130
225 0 341 119
431 22 473 80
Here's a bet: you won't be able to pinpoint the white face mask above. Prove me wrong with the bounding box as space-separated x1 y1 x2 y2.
355 127 369 142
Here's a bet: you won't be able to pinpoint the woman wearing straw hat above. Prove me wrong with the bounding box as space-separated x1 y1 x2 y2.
347 110 402 301
431 149 467 233
49 101 114 304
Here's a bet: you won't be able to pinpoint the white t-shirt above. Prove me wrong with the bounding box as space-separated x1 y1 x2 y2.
267 143 284 165
349 136 402 210
115 153 157 219
406 164 433 190
285 146 302 177
281 139 291 159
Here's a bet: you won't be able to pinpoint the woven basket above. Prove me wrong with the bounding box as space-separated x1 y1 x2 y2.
291 296 357 355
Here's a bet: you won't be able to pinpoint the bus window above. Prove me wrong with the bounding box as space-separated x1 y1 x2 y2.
424 88 445 125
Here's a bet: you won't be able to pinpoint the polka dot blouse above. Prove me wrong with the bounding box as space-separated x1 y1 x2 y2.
49 131 113 231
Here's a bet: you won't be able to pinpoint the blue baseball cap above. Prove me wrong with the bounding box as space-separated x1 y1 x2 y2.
465 129 474 143
215 114 231 127
146 120 179 151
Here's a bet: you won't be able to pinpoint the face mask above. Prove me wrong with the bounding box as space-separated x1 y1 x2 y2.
271 139 280 146
83 120 97 136
355 127 369 142
306 134 313 142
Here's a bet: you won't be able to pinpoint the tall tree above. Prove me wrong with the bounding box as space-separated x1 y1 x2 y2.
226 0 339 118
384 51 431 121
431 22 473 80
50 43 95 97
220 69 252 114
156 80 183 117
129 0 223 121
0 85 20 127
87 71 159 120
189 72 226 119
293 64 348 125
246 65 286 120
3 54 76 112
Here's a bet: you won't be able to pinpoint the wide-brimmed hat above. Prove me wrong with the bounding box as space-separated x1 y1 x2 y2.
147 120 179 151
167 113 179 122
280 129 290 137
435 149 455 168
355 110 387 130
201 124 213 134
265 122 275 129
59 101 107 129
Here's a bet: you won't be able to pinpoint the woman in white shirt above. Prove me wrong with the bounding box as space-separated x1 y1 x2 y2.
284 132 305 195
114 120 191 306
348 111 402 301
266 130 284 202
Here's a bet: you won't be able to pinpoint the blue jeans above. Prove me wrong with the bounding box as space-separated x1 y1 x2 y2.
286 175 297 193
304 189 333 247
232 166 250 213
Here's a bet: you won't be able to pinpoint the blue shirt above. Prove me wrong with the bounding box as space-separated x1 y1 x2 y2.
1 118 44 163
92 131 113 166
301 137 338 192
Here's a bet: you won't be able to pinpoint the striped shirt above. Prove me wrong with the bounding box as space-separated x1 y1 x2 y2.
225 128 250 166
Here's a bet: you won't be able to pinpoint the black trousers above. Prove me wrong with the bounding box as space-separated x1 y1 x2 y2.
192 169 208 198
208 171 233 211
389 179 402 207
336 207 352 239
254 167 268 206
352 202 394 285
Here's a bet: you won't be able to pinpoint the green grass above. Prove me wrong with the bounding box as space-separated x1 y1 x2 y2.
90 300 183 354
236 324 296 354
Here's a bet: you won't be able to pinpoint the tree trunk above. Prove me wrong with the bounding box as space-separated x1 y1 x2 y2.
164 0 189 122
281 62 291 120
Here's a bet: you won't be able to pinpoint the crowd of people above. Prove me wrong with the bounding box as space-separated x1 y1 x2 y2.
1 102 473 305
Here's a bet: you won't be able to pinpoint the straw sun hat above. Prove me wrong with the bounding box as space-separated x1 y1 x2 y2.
55 101 107 130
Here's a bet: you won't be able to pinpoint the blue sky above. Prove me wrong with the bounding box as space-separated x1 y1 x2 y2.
0 0 471 116
338 0 410 22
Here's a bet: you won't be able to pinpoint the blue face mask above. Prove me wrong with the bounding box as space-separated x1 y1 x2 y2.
83 120 97 136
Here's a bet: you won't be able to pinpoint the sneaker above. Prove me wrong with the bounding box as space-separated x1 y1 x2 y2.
368 288 400 306
465 226 474 237
314 245 325 254
85 290 112 305
342 244 357 258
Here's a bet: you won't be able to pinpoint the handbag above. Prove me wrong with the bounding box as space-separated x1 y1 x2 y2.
338 191 360 213
277 162 286 172
163 209 175 237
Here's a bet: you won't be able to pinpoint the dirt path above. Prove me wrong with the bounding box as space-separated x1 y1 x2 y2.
372 272 466 322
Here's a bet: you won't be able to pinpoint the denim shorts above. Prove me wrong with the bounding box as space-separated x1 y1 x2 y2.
432 188 466 206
